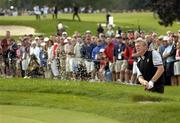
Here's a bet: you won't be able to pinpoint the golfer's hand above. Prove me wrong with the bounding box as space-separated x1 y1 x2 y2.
142 80 149 88
147 81 154 89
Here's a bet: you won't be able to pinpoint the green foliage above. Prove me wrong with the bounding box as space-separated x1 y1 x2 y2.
149 0 180 26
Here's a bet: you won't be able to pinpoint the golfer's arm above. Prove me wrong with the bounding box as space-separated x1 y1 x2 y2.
136 66 147 85
151 65 164 82
138 76 147 85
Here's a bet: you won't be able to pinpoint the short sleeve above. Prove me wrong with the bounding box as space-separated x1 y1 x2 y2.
152 50 163 66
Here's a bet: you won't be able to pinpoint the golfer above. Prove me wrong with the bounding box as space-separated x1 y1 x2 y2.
135 38 165 93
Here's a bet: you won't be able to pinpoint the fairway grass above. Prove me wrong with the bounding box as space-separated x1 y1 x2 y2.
0 105 119 123
0 12 179 36
0 78 180 123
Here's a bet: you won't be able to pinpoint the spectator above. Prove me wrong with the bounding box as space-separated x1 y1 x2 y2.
73 4 81 21
7 39 18 77
97 24 104 36
162 36 176 85
106 12 111 26
114 34 126 81
104 37 115 81
1 31 11 76
173 41 180 85
123 39 134 83
53 5 58 19
0 44 5 77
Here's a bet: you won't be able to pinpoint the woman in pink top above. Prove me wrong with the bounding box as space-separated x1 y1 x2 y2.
173 42 180 85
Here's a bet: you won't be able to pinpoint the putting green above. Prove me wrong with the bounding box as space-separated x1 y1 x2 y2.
0 105 120 123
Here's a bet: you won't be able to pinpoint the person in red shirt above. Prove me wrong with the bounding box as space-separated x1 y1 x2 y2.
1 31 11 76
104 37 115 81
123 39 134 83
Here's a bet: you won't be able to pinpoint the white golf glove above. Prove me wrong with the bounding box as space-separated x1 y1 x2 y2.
148 80 154 89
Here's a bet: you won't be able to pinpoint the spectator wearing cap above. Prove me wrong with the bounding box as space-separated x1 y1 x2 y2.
62 32 68 39
159 36 168 56
81 36 96 80
162 36 176 85
156 35 164 53
72 36 83 79
114 34 126 82
44 37 49 43
34 36 40 41
39 42 47 68
30 41 41 64
21 45 30 78
97 48 109 81
56 37 66 79
64 37 74 79
91 39 105 81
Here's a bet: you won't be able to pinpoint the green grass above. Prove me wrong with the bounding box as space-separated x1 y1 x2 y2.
1 105 119 123
0 12 179 36
0 12 180 122
0 78 180 123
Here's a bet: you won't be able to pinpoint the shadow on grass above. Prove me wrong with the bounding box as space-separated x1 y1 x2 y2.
131 94 173 103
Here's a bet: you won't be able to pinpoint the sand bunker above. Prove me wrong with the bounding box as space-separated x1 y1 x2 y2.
0 25 37 36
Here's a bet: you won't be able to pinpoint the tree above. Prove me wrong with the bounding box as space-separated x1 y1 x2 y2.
149 0 180 26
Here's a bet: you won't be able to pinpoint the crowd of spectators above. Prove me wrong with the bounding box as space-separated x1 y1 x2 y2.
0 25 180 85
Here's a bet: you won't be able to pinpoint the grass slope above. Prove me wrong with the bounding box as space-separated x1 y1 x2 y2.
0 13 179 36
0 78 180 123
0 105 119 123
